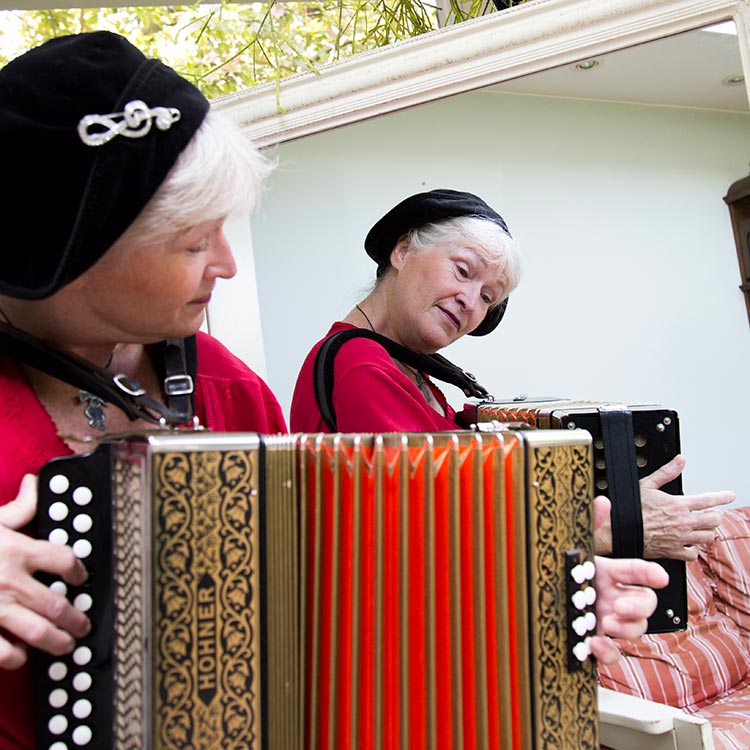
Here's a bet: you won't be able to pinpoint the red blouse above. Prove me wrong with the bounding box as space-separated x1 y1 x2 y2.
0 331 286 750
290 322 459 434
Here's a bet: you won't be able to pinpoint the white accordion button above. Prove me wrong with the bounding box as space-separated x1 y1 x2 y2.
48 688 68 708
572 616 587 636
72 514 93 534
48 714 68 735
571 564 586 585
73 593 93 613
72 672 92 692
48 662 67 682
72 725 92 746
572 640 591 662
72 486 93 506
571 590 588 610
48 528 69 546
73 646 92 666
72 539 92 559
584 611 597 631
49 581 67 596
49 475 70 495
49 742 67 750
72 699 92 720
582 560 596 580
48 502 69 522
584 586 597 606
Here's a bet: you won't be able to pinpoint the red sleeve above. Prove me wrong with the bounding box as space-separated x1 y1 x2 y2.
193 332 287 434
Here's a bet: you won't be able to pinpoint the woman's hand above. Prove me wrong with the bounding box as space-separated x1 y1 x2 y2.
594 455 734 560
588 496 669 665
0 474 90 670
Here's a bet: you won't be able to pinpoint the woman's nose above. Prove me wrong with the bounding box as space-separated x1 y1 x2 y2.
208 229 237 280
457 284 480 312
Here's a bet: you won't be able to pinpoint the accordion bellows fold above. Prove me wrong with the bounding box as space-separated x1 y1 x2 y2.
34 429 598 750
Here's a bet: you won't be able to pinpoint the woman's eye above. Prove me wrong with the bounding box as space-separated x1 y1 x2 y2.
187 238 209 254
456 264 469 278
481 293 492 304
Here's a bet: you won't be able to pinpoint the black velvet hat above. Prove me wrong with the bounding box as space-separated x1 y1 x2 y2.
0 31 210 299
364 189 512 336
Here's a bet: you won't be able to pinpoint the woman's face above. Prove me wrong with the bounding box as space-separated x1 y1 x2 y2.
387 240 506 353
63 218 236 343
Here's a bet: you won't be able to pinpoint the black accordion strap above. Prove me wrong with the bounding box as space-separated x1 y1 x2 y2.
0 320 195 427
150 336 197 425
599 408 645 558
313 328 491 432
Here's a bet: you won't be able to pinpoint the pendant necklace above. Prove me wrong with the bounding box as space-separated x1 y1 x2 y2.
79 349 115 431
0 304 116 431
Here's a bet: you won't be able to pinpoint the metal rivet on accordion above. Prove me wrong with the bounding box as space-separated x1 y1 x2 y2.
663 416 672 426
656 423 665 432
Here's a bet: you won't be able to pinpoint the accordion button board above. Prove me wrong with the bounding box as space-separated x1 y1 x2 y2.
34 429 599 750
461 398 688 634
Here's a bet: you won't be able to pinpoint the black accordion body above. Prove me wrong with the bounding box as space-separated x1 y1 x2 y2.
35 429 600 750
458 398 687 634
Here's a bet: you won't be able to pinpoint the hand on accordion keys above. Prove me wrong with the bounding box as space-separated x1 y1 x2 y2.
0 474 90 670
594 454 735 561
591 496 670 665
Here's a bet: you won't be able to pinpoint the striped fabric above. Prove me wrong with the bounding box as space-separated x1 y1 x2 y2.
598 508 750 750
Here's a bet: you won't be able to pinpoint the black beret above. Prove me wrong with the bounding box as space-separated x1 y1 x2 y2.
0 31 210 299
364 189 512 336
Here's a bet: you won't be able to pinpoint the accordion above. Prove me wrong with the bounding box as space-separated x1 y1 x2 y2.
458 398 687 634
35 428 599 750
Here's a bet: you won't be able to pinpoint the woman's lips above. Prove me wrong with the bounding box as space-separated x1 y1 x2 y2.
190 293 212 305
438 305 460 330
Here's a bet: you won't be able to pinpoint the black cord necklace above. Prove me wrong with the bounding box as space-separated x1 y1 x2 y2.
355 304 376 332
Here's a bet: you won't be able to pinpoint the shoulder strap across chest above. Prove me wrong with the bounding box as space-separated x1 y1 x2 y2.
313 328 491 432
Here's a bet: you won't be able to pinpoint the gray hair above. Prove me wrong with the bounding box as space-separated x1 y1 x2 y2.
406 216 523 299
118 110 273 245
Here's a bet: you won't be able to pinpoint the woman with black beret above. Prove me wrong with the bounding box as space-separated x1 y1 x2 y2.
0 31 285 749
289 188 740 659
291 189 520 433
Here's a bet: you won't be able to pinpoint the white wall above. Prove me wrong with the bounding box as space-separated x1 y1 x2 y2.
230 89 750 503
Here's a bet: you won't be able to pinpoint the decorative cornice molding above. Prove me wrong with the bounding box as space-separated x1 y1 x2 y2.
211 0 749 147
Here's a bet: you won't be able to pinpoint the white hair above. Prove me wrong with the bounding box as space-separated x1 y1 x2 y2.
408 215 523 299
119 109 274 245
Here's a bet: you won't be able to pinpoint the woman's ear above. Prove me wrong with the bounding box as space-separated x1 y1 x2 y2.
389 234 411 270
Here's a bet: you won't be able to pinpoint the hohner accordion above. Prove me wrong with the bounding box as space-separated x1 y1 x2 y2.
458 398 687 635
35 429 599 750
